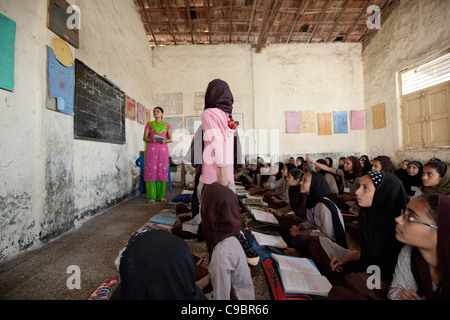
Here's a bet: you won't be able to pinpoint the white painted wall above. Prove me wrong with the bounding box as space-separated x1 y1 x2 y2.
362 0 450 164
0 0 153 261
152 43 366 166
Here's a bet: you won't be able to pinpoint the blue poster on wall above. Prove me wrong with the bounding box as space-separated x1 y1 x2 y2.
47 47 75 115
334 111 348 134
0 13 16 92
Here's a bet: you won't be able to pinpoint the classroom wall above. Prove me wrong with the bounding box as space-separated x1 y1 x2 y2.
0 0 153 261
152 43 366 167
362 0 450 164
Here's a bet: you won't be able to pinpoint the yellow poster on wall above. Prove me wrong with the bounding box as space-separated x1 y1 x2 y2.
373 103 386 129
302 111 316 133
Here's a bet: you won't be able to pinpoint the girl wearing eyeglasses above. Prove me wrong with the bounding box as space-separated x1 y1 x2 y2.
388 194 449 300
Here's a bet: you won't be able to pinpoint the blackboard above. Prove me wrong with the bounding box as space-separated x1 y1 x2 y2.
74 59 125 144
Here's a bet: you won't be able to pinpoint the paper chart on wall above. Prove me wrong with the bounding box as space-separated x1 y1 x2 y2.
318 113 332 135
0 13 16 92
373 103 386 129
302 111 316 133
351 110 365 130
156 92 183 115
286 111 301 133
137 103 147 125
125 96 136 120
333 111 348 134
47 47 75 115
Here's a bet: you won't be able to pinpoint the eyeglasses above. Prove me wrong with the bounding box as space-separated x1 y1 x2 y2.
400 209 438 229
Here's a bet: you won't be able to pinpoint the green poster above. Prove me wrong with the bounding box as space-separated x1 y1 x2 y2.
0 13 16 92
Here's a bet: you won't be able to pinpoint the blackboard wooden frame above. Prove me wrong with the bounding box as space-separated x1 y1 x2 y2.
74 59 126 144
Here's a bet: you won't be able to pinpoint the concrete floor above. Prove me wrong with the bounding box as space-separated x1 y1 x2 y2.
0 186 271 300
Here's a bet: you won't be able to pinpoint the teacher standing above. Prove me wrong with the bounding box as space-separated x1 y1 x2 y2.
143 107 172 203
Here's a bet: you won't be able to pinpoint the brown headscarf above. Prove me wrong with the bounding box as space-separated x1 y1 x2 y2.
411 194 450 299
344 156 362 181
373 155 395 174
200 182 241 258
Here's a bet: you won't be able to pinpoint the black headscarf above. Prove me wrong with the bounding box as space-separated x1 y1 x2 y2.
307 172 348 249
119 229 207 300
402 160 423 196
359 155 372 175
358 171 409 281
275 162 284 180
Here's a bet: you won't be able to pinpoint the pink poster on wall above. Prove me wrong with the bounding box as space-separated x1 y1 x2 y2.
286 111 301 133
137 102 147 125
351 110 365 130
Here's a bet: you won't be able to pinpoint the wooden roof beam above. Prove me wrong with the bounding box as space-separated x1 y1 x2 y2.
246 0 258 44
307 0 332 43
343 0 371 42
163 0 177 45
256 0 283 53
229 0 233 43
325 0 351 43
185 0 195 44
286 0 308 44
138 0 158 45
208 0 212 43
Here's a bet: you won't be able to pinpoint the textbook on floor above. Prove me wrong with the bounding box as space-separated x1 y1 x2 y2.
271 253 332 296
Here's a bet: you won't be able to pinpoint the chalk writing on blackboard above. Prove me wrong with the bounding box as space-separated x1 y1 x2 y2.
74 59 125 144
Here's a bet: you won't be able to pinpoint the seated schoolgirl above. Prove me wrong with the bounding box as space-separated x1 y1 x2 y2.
267 168 307 245
371 155 395 174
311 171 409 300
307 155 361 199
395 159 410 182
296 156 305 169
359 155 372 175
402 160 424 197
388 193 449 300
263 163 297 209
325 157 334 168
119 229 208 300
306 155 362 213
284 172 347 256
412 161 450 198
248 163 278 195
201 182 255 300
314 159 339 195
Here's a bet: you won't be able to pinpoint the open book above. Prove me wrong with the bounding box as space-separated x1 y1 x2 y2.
251 231 287 249
271 253 332 296
249 208 279 225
